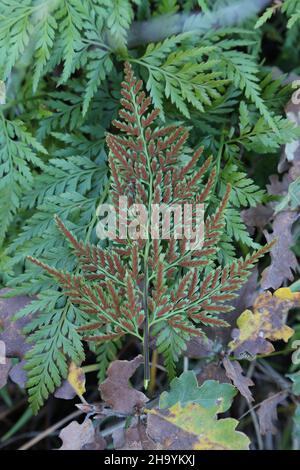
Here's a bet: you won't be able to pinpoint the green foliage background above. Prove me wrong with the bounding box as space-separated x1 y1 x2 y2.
1 0 300 427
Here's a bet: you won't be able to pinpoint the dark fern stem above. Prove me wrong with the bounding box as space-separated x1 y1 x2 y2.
143 263 150 388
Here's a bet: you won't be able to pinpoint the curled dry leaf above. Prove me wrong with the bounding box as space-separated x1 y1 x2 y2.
99 355 148 415
257 392 288 435
229 288 297 358
58 418 106 450
222 357 254 403
261 211 299 290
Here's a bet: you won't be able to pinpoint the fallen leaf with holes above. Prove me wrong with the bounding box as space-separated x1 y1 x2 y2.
222 357 254 403
58 419 106 450
229 288 297 358
261 211 299 290
257 392 288 435
99 355 148 414
147 401 250 450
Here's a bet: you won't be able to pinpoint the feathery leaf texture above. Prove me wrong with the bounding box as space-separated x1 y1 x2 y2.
28 63 274 387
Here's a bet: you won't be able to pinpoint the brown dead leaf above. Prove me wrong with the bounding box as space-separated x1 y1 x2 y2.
54 380 77 400
55 362 86 400
0 289 35 358
113 422 157 450
267 174 291 196
229 288 297 358
261 211 299 290
242 205 273 230
99 355 148 415
280 98 300 172
0 358 12 388
222 357 254 402
8 359 27 388
184 336 214 358
58 418 105 450
257 392 288 435
197 362 230 386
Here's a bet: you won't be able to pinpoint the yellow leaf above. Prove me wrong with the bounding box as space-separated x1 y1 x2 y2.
229 290 296 357
274 287 300 301
67 362 86 397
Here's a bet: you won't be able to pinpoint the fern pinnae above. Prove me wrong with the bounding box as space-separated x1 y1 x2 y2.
26 62 274 399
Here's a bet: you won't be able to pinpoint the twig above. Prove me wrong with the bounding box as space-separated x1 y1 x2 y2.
18 409 83 450
248 404 264 450
238 390 290 421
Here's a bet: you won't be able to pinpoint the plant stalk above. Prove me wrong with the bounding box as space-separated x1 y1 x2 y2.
143 259 150 389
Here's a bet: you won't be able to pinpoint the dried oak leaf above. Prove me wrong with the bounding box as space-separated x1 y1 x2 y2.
229 288 297 358
58 419 106 450
99 355 148 415
0 290 37 388
113 422 157 450
0 358 12 388
0 289 35 358
197 362 230 386
257 392 288 435
8 359 27 388
147 402 250 450
242 205 273 230
261 211 299 290
222 357 254 403
184 336 214 358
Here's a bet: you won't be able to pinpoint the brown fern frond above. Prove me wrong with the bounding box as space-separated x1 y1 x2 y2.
28 63 273 382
